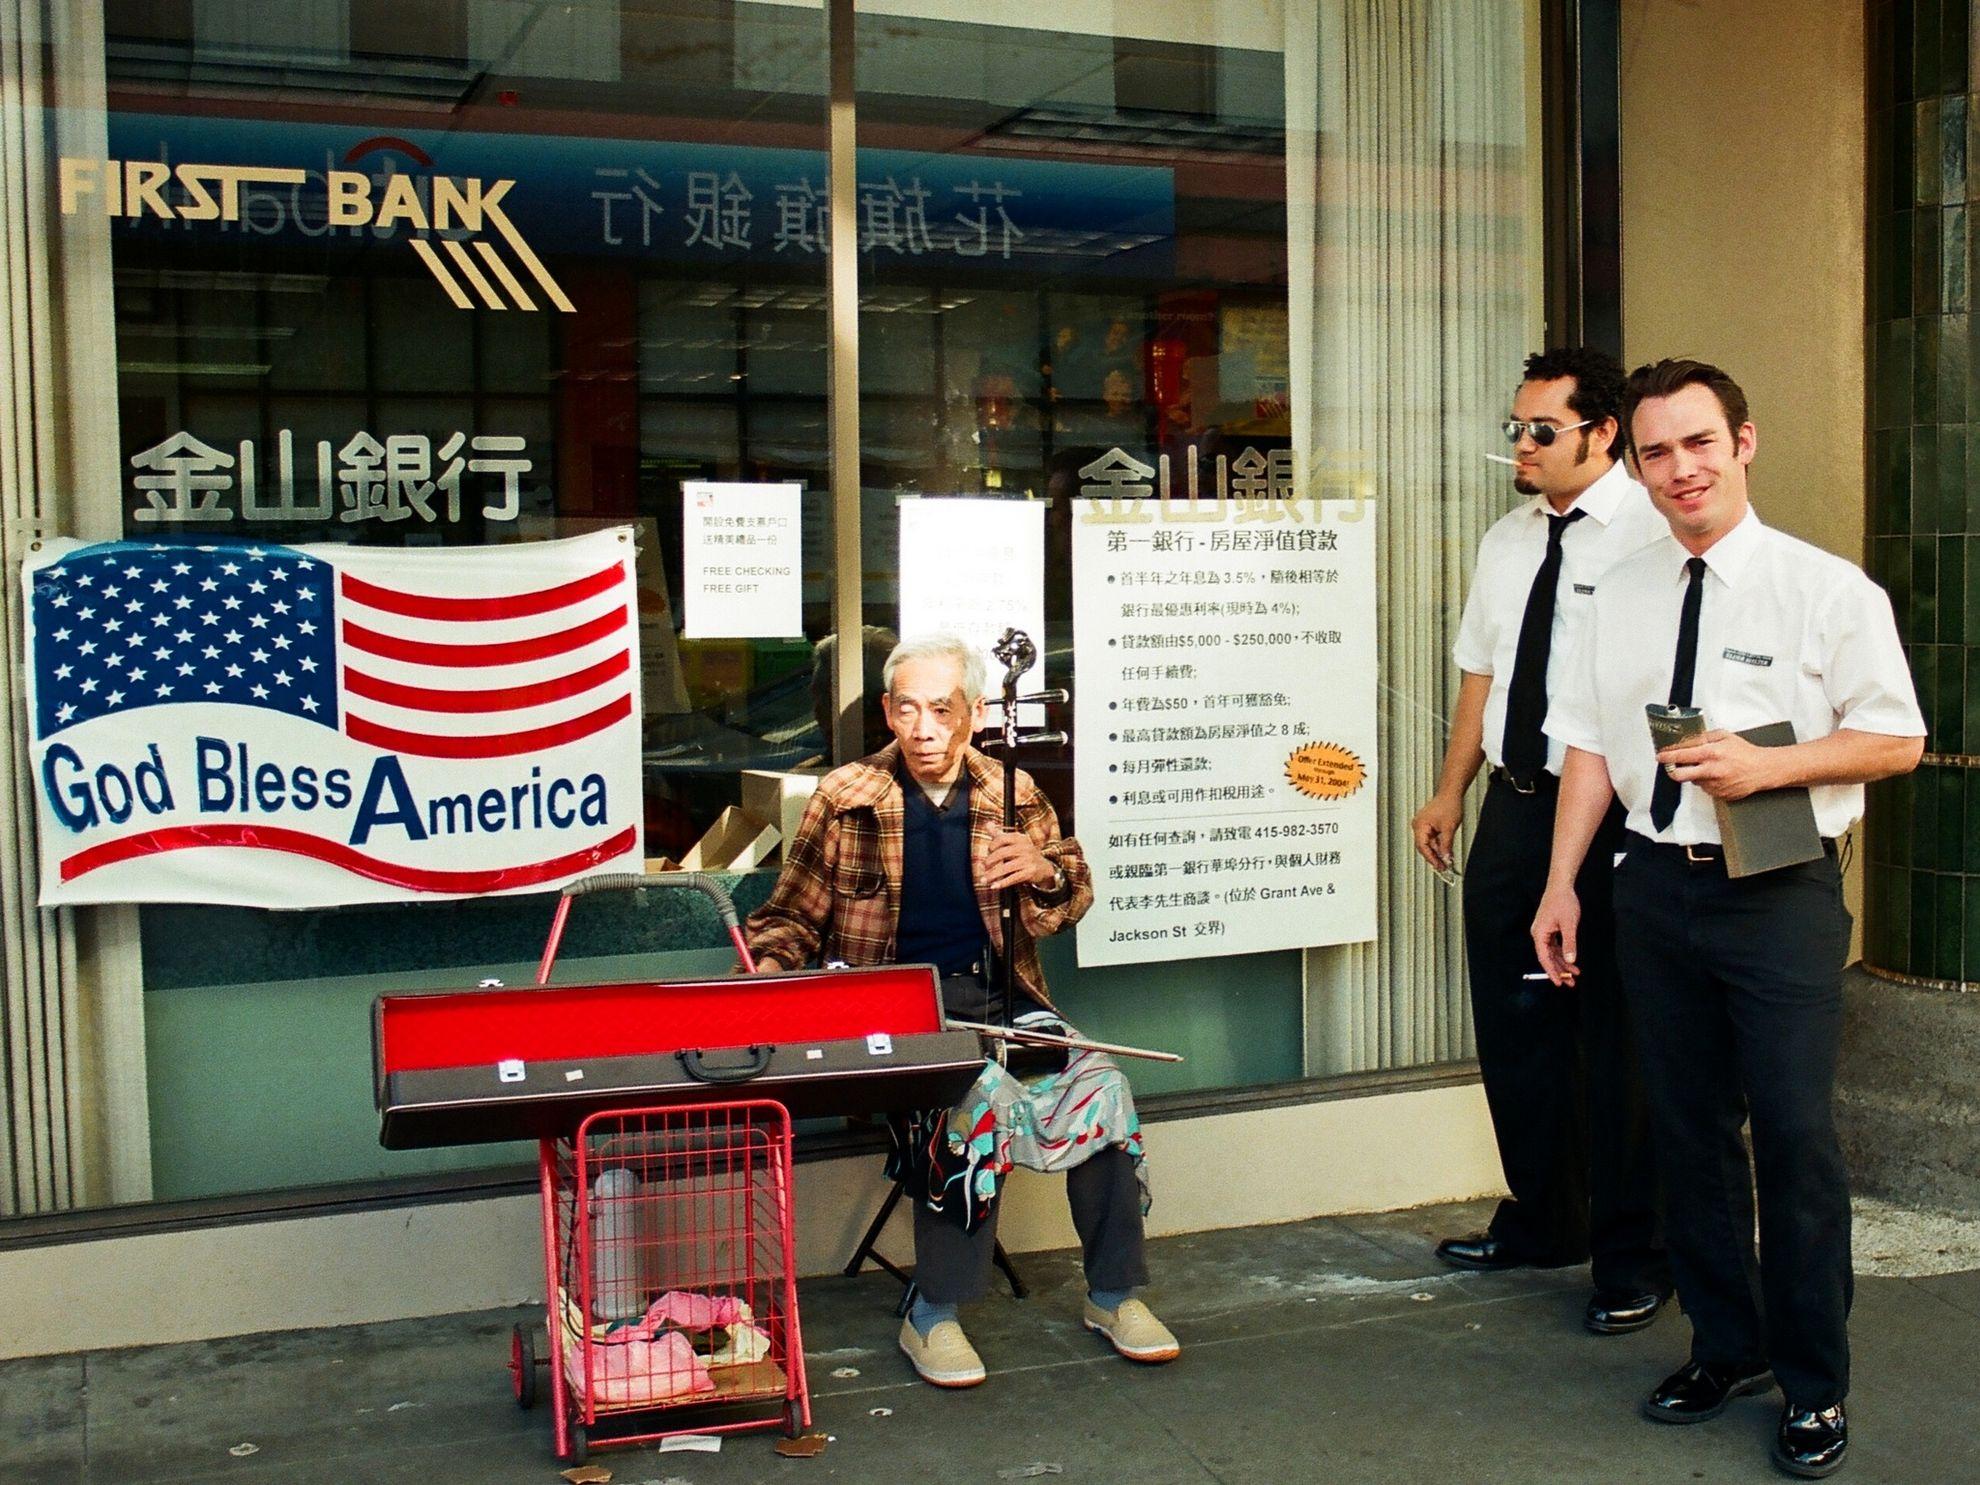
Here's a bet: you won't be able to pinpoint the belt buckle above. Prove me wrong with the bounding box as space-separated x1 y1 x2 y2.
1683 843 1715 864
1505 771 1538 796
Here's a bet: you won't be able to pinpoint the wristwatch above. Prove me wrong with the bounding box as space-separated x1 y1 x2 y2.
1039 861 1067 896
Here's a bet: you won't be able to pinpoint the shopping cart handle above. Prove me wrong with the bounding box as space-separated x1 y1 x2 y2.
563 870 741 930
537 871 754 984
676 1045 773 1084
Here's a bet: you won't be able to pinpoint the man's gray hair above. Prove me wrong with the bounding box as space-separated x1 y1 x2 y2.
882 633 985 704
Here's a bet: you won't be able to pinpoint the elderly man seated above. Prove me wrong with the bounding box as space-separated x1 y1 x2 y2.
744 633 1178 1388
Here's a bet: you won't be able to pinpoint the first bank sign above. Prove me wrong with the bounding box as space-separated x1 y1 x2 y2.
57 147 575 313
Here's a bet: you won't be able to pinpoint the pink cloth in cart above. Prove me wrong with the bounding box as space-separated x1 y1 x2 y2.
618 1291 748 1334
565 1328 714 1407
564 1322 715 1406
562 1291 756 1406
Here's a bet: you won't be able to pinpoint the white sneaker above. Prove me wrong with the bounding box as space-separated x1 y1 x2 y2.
898 1317 987 1388
1082 1297 1180 1363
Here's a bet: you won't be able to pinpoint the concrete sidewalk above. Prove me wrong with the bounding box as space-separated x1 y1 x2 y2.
7 1198 1977 1484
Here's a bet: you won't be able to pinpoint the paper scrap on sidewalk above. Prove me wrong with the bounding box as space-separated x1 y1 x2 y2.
657 1434 723 1453
559 1466 612 1484
775 1432 831 1458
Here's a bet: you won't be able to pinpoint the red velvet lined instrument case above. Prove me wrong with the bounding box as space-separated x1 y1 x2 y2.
374 964 983 1148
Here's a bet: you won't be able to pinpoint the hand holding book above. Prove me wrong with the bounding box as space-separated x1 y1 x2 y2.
1645 706 1822 876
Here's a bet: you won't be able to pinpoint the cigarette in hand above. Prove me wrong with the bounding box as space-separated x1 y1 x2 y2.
1521 971 1551 981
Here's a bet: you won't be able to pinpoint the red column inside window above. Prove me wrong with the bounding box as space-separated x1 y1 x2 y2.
556 265 640 517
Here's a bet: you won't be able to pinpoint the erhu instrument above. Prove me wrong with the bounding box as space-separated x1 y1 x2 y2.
972 630 1182 1069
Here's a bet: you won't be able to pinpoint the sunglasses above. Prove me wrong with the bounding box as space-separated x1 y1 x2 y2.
1502 418 1593 448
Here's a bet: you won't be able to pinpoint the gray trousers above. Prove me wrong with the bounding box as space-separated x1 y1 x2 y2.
912 1144 1148 1304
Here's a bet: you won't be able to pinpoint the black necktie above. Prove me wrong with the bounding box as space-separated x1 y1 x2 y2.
1649 556 1708 831
1500 508 1585 784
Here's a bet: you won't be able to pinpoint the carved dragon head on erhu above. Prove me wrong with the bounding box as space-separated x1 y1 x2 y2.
992 627 1036 694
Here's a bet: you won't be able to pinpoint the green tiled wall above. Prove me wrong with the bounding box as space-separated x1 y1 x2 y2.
1867 0 1977 982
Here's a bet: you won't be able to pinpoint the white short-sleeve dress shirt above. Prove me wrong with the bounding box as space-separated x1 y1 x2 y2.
1452 459 1667 775
1545 509 1926 843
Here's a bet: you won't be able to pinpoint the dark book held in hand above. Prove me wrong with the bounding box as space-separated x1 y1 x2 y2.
1714 721 1823 877
1645 707 1823 877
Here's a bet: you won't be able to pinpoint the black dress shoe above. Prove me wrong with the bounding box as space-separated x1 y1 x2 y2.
1774 1402 1847 1478
1584 1288 1667 1335
1640 1360 1775 1424
1434 1233 1571 1271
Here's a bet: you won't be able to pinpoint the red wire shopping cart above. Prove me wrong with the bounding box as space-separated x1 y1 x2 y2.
372 872 985 1456
507 874 810 1464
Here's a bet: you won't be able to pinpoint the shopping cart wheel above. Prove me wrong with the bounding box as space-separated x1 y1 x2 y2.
783 1398 804 1438
567 1424 588 1465
508 1324 537 1410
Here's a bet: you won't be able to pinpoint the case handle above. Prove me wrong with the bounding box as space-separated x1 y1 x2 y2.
675 1045 773 1084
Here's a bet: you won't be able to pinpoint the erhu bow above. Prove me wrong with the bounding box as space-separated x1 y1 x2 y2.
945 1016 1183 1065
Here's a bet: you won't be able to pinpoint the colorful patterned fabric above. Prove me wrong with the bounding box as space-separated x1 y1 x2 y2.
742 742 1091 1010
889 1013 1151 1232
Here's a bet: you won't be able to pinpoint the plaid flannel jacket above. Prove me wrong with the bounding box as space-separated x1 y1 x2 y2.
743 742 1092 1010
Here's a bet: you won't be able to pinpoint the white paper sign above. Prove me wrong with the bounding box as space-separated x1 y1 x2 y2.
682 481 803 638
897 498 1047 720
1072 496 1377 966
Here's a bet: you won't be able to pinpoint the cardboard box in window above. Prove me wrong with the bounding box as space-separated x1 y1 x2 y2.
741 768 824 863
673 805 780 873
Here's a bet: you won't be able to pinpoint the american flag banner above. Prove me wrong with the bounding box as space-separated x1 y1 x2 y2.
23 528 644 907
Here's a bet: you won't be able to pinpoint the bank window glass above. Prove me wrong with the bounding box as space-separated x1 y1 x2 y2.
1 1 1542 1219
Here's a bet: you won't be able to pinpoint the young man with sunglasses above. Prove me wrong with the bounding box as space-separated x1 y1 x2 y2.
1411 346 1671 1333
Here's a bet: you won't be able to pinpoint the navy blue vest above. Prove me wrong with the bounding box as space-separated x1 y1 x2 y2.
895 769 985 976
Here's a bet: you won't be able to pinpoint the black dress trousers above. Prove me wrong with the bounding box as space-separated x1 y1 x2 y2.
1612 840 1854 1410
1461 774 1668 1292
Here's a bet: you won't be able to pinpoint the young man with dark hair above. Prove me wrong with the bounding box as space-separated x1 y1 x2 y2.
1535 359 1925 1478
1412 347 1671 1333
1617 356 1752 459
1519 345 1631 458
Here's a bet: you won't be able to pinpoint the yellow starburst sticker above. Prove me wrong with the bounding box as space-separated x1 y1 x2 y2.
1284 741 1366 801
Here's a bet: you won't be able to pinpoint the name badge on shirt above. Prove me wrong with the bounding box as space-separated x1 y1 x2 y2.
1571 582 1596 595
1723 647 1774 668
